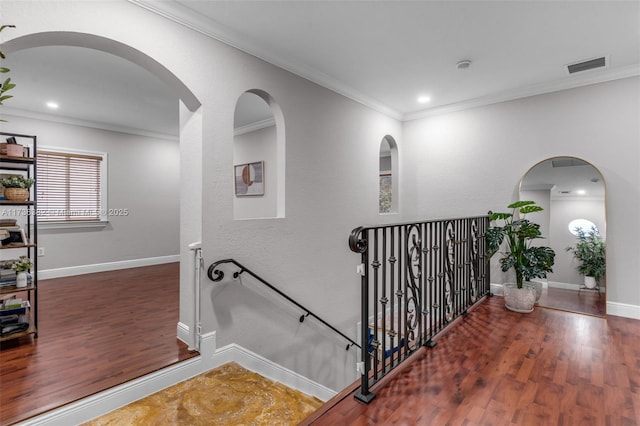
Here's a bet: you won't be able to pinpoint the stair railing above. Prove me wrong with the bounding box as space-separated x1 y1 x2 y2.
349 215 491 403
207 258 360 351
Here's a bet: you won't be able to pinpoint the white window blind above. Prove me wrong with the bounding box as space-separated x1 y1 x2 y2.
37 150 104 222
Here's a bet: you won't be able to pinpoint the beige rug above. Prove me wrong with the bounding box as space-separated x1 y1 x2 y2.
83 362 323 426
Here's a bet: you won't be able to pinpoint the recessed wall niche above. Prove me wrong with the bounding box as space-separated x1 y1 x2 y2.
379 135 398 213
233 90 285 219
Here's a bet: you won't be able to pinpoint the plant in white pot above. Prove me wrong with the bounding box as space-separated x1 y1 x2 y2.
566 227 605 290
487 201 555 313
11 256 32 288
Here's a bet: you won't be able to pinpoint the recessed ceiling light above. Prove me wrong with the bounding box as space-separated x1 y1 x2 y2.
417 95 431 104
46 101 59 109
577 189 587 195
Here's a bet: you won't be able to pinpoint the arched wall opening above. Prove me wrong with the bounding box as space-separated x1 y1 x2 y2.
379 135 398 214
233 89 286 219
1 31 203 344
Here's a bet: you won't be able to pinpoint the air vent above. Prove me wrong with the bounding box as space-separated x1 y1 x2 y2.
567 57 606 74
552 158 588 168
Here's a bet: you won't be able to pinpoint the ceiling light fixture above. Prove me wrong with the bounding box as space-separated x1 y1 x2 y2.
577 189 587 195
417 95 431 104
46 101 59 109
456 60 472 70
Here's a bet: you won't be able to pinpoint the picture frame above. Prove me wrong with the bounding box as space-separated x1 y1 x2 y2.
234 161 265 196
0 227 27 246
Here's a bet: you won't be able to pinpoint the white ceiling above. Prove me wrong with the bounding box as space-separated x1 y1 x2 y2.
1 0 639 138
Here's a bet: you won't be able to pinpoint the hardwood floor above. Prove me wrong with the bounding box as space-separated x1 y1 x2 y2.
303 296 640 425
0 263 197 426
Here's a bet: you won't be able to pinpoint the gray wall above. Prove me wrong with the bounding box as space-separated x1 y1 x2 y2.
3 114 180 270
233 125 278 219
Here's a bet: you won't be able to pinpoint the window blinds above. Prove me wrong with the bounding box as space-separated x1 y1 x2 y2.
36 151 102 222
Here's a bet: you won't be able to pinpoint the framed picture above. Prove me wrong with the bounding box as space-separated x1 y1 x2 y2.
234 161 264 196
0 227 27 246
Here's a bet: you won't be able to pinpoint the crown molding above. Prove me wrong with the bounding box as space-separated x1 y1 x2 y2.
129 1 639 124
403 64 640 122
2 107 179 141
128 0 403 120
234 117 275 136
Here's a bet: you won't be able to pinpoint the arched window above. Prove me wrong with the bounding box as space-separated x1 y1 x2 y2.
233 90 285 219
379 135 398 214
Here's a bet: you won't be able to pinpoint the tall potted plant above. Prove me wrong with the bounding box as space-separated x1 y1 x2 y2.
487 200 555 313
566 227 605 289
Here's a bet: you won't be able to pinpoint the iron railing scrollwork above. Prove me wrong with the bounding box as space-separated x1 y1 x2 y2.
349 215 490 403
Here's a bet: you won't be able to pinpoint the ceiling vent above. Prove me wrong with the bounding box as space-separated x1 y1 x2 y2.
567 57 607 74
552 158 588 168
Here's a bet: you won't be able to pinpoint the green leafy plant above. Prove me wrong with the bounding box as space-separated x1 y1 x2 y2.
566 227 606 282
11 256 32 272
486 200 555 288
0 24 16 120
0 175 35 189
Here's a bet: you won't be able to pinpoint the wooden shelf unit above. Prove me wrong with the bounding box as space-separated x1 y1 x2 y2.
0 132 38 342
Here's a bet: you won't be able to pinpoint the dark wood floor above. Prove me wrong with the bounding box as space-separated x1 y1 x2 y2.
0 263 197 426
303 296 640 425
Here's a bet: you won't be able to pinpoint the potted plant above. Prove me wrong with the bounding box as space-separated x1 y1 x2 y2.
1 175 35 201
566 226 605 289
0 25 17 120
487 200 555 313
11 255 32 288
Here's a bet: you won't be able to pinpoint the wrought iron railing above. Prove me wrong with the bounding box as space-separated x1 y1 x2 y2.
349 215 490 403
207 258 361 351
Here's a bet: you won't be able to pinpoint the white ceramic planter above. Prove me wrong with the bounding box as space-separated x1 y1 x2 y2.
503 283 537 313
584 276 597 289
16 271 28 288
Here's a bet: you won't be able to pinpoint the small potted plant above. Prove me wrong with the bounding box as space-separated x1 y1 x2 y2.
566 227 605 289
11 255 32 288
487 200 555 313
0 175 35 201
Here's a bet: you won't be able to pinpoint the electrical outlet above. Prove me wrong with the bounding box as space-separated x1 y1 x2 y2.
37 247 45 257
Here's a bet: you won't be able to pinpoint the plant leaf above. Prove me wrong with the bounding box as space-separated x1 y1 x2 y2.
507 200 536 209
490 212 512 221
519 205 544 214
0 67 10 73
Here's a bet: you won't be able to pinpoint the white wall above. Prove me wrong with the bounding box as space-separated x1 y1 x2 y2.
233 125 277 219
2 114 180 270
3 1 639 393
404 77 639 309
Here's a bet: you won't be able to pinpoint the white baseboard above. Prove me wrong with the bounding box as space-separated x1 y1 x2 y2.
176 321 191 346
217 344 337 402
547 281 582 291
16 332 335 426
39 255 180 280
606 301 640 320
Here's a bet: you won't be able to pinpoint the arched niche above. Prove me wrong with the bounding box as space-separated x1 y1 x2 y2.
233 89 285 219
379 135 398 214
520 156 606 315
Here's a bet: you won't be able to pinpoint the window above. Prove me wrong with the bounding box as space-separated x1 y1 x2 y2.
36 148 107 223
